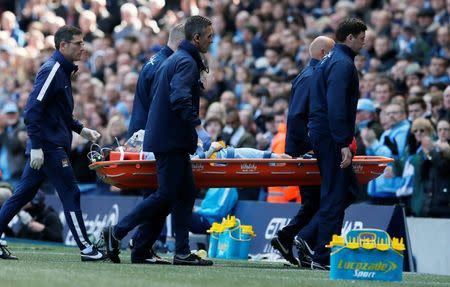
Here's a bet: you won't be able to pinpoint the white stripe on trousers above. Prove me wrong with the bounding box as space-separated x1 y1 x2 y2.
70 211 90 248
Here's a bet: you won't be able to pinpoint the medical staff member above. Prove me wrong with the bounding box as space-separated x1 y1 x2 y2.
302 18 367 269
0 26 105 261
126 24 185 265
104 16 214 266
271 36 335 266
127 24 185 138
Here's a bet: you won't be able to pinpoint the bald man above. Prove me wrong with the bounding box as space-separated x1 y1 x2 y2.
271 36 335 266
122 24 185 265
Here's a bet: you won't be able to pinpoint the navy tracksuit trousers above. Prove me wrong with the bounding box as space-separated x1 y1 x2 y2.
114 152 197 255
277 185 321 241
306 133 355 265
129 188 166 260
0 149 91 250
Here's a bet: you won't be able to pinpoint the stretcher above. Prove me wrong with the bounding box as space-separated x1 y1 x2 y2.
89 151 394 189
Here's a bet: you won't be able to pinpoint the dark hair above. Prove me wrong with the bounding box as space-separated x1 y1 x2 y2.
204 116 224 129
407 96 426 110
184 15 212 41
430 55 449 66
375 77 395 92
335 18 367 43
54 25 82 50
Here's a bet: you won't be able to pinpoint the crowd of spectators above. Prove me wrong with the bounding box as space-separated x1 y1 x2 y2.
0 0 449 217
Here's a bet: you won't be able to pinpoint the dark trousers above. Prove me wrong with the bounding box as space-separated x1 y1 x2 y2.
114 152 197 255
189 212 212 234
130 189 166 259
0 149 91 250
278 185 321 241
306 134 355 265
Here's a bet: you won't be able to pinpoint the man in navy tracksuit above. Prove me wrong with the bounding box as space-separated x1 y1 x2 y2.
300 18 367 269
125 24 184 265
127 24 185 138
271 36 335 266
0 26 106 261
103 16 214 266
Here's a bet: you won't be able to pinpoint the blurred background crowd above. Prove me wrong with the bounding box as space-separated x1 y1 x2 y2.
0 0 449 218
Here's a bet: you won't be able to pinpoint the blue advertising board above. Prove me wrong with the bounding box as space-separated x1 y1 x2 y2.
42 195 411 270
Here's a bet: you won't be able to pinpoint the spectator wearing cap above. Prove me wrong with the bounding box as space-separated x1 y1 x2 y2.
355 98 383 155
405 63 425 89
417 8 439 47
0 102 27 187
423 56 450 87
431 25 450 59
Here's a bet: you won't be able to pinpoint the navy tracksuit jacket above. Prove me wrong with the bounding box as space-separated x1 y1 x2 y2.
285 58 318 157
114 40 206 255
0 51 92 250
279 59 321 242
126 46 174 260
127 46 174 138
304 44 360 265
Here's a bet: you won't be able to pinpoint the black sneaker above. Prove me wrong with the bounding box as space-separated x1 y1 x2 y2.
81 247 108 262
173 253 213 266
271 236 299 266
102 226 121 263
0 241 18 260
132 249 171 265
294 237 313 267
310 261 330 271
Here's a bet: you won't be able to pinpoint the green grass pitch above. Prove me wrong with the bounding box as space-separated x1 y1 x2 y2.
1 243 450 287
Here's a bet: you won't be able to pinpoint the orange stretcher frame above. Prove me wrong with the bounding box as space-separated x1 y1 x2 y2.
89 152 394 189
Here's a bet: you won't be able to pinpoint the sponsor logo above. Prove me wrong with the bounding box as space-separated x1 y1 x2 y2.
337 259 398 273
240 163 257 172
60 204 119 246
354 270 376 278
62 158 69 167
265 218 291 239
148 54 157 65
192 163 204 170
352 164 363 173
